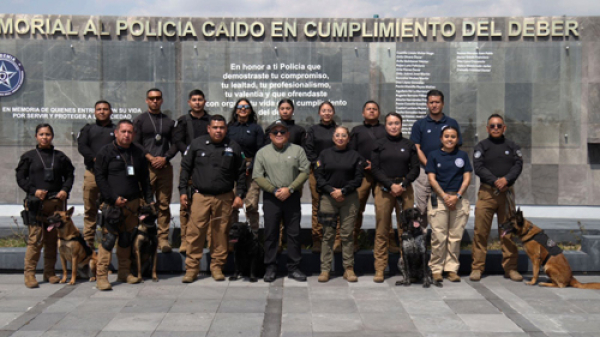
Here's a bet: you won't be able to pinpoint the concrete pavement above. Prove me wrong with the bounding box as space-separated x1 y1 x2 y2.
1 272 600 336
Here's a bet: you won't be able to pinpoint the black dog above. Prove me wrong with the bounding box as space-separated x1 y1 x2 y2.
130 204 159 282
396 208 436 288
228 222 265 282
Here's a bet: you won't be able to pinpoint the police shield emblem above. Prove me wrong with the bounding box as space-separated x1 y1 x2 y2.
0 53 25 97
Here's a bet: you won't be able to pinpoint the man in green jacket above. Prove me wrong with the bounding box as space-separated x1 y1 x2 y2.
253 120 310 282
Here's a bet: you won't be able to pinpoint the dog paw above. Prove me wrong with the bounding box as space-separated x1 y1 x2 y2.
423 282 431 288
59 279 67 284
434 281 443 288
525 281 535 286
89 277 96 282
152 278 158 282
404 281 411 287
249 277 258 283
69 281 76 285
228 276 239 281
394 281 404 286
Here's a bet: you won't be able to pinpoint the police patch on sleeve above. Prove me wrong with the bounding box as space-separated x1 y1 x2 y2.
316 160 321 168
516 150 523 158
474 151 481 159
455 158 465 168
174 121 178 128
184 145 190 156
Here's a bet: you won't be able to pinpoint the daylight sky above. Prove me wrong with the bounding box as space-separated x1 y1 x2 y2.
2 0 600 18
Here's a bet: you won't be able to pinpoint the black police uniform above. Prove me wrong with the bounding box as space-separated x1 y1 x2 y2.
264 119 306 146
472 135 523 273
315 147 364 272
179 134 246 274
16 145 75 285
94 141 154 281
304 121 337 245
133 112 178 246
370 134 420 272
349 121 387 246
77 120 116 244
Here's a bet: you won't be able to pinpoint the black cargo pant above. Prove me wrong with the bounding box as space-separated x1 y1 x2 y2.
263 192 302 271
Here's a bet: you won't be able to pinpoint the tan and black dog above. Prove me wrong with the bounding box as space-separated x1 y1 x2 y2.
47 207 97 285
501 208 600 289
131 204 159 282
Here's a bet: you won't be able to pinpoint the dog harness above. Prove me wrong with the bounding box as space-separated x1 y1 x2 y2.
61 234 94 258
521 230 562 265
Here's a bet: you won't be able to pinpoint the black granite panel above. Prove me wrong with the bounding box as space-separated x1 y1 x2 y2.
531 164 559 205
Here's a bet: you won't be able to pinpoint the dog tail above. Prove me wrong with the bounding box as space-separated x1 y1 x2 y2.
570 278 600 289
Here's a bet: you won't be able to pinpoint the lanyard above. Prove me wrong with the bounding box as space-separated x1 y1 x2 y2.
113 144 134 167
35 148 55 169
147 112 163 135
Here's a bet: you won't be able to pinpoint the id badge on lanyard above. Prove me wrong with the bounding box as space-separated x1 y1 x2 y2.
127 165 135 176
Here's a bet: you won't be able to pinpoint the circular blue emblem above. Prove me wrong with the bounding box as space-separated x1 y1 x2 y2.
0 53 25 97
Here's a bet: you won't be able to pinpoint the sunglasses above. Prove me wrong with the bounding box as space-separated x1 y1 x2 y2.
148 96 162 101
489 124 504 129
237 104 251 109
270 130 287 135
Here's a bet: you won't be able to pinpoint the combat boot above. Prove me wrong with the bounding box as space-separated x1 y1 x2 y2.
24 274 39 288
432 273 443 283
43 258 60 284
117 271 140 284
469 270 481 282
212 269 225 282
373 270 384 283
505 270 523 282
318 271 330 283
182 270 198 283
96 277 112 291
447 272 461 282
343 267 358 282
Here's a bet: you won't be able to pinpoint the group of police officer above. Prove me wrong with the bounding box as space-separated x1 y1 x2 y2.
17 87 524 288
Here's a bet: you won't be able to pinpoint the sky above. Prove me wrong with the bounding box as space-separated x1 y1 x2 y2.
2 0 600 18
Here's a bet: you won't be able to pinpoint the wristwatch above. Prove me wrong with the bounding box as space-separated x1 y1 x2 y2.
457 193 463 199
289 187 295 194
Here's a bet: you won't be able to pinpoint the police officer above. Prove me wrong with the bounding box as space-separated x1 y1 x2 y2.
94 120 154 290
305 101 339 253
179 115 246 283
411 90 462 226
226 99 264 230
133 88 179 253
370 113 420 283
254 120 310 282
16 123 75 288
264 99 306 146
349 101 396 253
315 126 363 283
470 114 523 282
173 89 211 254
77 100 115 248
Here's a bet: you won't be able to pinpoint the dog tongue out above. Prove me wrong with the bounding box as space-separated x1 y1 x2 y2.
413 221 420 228
47 224 55 232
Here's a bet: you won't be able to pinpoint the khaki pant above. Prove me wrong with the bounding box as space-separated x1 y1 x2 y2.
24 198 63 277
186 191 234 272
149 163 173 243
373 183 414 271
413 166 431 226
472 185 518 272
96 198 141 278
232 159 260 230
320 192 359 271
428 194 470 274
82 169 99 243
309 170 340 243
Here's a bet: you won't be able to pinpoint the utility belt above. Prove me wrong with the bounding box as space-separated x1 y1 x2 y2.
21 193 59 226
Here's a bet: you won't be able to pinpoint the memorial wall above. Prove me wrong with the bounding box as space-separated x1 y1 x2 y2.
1 14 599 206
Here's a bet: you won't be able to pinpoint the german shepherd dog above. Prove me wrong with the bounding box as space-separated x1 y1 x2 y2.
131 204 159 282
228 222 265 282
47 207 97 285
395 208 435 288
501 208 600 289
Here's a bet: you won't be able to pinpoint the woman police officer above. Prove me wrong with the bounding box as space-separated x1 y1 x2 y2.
16 123 75 288
315 126 363 283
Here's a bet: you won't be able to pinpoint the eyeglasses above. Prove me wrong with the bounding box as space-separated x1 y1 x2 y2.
334 133 349 138
270 130 287 135
237 104 251 109
148 96 162 101
489 124 504 129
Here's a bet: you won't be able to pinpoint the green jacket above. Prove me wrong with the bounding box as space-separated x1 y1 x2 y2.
252 142 310 193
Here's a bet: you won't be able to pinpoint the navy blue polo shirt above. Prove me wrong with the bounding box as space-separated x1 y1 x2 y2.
425 148 472 192
410 114 462 160
227 121 265 158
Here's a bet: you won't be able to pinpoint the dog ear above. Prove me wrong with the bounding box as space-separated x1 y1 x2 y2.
67 207 75 217
515 208 524 226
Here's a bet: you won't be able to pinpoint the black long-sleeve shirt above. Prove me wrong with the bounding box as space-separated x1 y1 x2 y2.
473 136 523 186
315 147 364 195
77 120 116 170
226 121 265 159
264 120 306 146
371 134 420 189
173 111 211 154
304 121 337 164
179 135 246 198
133 111 178 160
94 142 153 205
16 146 75 195
349 121 386 161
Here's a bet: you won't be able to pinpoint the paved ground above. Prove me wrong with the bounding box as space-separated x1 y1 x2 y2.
1 273 600 337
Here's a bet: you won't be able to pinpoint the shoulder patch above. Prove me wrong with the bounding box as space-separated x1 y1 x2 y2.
184 145 190 156
316 160 321 168
455 158 465 168
174 120 178 128
516 149 523 158
474 151 481 159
